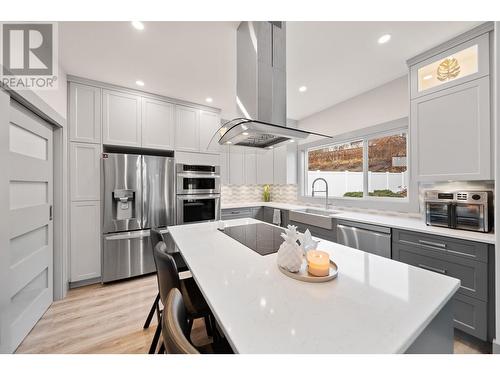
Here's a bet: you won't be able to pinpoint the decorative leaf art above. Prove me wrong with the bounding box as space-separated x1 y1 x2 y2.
436 57 461 81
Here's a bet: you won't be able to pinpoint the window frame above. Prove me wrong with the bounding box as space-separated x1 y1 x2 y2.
298 117 418 213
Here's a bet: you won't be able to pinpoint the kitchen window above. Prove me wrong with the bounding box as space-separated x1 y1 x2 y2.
304 129 408 200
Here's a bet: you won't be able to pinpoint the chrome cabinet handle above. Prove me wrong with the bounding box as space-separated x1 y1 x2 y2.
418 239 447 249
418 263 447 274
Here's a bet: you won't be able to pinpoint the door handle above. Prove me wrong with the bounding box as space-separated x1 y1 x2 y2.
49 205 53 221
418 239 447 249
418 263 447 275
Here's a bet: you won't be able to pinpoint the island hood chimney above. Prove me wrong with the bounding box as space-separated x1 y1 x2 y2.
216 21 331 148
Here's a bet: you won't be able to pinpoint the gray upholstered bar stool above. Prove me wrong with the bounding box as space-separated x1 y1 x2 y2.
143 228 188 331
162 288 233 354
148 241 213 354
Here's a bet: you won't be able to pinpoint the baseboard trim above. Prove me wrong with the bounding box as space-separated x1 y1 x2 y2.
492 339 500 354
69 277 102 289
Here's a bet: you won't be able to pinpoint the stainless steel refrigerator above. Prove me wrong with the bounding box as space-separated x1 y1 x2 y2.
101 152 175 282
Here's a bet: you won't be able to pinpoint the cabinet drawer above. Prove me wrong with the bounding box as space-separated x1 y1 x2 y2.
393 243 487 301
393 229 488 262
453 293 487 341
221 207 255 220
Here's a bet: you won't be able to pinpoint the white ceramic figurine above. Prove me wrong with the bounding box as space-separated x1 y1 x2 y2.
277 225 304 273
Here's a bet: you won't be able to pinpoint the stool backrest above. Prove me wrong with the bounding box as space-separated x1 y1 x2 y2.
153 241 180 305
162 288 199 354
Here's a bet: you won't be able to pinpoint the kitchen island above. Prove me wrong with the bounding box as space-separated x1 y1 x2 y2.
168 218 460 353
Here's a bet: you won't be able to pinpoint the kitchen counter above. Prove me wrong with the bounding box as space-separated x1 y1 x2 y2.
168 218 460 353
221 202 495 244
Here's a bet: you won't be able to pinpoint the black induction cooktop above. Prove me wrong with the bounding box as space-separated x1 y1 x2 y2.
219 223 285 256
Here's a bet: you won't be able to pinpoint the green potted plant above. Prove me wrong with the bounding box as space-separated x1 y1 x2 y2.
263 184 271 202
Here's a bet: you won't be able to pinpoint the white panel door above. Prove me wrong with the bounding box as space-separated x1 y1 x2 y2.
141 97 175 150
70 201 101 282
411 76 491 181
199 110 221 154
0 100 53 353
102 89 142 147
229 147 245 185
256 149 274 184
69 83 101 144
244 149 257 185
175 105 200 152
70 142 100 201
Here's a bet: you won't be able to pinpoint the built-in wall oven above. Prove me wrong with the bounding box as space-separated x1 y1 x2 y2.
424 190 493 233
176 164 221 224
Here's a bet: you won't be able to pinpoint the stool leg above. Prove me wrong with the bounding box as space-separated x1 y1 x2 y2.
148 315 162 354
144 293 160 329
204 314 213 337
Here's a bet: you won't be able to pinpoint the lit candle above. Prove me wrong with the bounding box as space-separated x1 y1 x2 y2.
306 250 330 277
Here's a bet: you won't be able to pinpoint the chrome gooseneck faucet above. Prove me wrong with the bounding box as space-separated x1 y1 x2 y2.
311 178 329 210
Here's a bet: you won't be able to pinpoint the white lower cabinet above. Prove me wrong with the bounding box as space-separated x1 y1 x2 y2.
256 149 274 184
70 201 101 282
70 142 100 201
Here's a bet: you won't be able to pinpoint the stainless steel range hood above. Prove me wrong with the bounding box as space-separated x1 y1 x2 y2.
215 21 331 149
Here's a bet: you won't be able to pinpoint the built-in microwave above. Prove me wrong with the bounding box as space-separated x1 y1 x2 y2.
176 164 221 195
424 191 493 233
175 164 221 224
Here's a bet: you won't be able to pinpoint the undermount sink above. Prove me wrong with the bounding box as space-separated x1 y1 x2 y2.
288 208 340 230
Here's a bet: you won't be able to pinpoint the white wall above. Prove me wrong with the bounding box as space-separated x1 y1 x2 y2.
297 75 408 135
32 65 68 120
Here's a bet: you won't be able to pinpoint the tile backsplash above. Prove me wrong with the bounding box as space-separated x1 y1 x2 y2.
221 184 298 204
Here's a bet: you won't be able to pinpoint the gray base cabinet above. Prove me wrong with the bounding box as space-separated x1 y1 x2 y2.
392 229 494 341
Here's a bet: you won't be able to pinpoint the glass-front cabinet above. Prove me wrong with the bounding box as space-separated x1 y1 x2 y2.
410 33 489 98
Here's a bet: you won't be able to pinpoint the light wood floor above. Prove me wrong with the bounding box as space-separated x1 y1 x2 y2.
16 275 489 354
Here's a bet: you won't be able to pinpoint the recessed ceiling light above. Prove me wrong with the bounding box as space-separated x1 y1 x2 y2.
205 97 213 103
131 21 144 30
226 141 232 144
135 80 145 87
242 132 249 136
423 74 433 80
377 34 391 44
268 146 274 149
298 86 307 93
289 139 295 143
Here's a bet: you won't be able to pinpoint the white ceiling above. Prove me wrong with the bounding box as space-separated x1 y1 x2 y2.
286 21 481 119
59 21 481 121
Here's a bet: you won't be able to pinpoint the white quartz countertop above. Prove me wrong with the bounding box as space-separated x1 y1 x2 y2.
221 202 495 244
168 218 460 353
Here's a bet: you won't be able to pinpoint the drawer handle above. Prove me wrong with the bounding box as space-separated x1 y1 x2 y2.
231 211 241 214
418 239 447 249
418 263 447 275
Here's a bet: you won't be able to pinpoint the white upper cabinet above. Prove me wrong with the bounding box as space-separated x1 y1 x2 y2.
228 147 245 185
70 142 101 201
408 29 492 182
102 89 142 147
141 97 175 150
256 149 274 184
411 76 491 181
273 146 287 185
175 105 200 152
410 34 489 99
199 110 222 154
244 149 257 185
69 83 101 144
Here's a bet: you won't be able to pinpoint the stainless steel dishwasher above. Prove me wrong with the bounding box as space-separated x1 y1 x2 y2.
336 220 391 258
